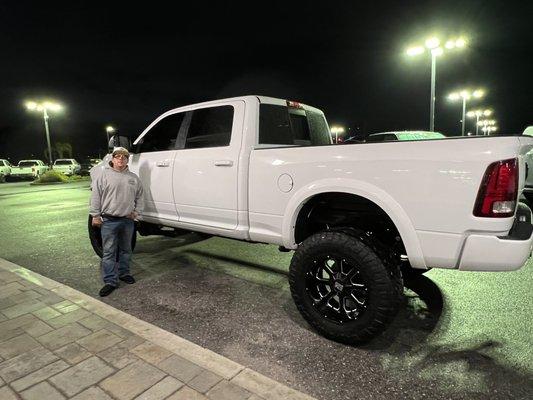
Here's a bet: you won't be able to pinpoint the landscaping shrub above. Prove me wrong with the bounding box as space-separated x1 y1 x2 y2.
33 170 69 184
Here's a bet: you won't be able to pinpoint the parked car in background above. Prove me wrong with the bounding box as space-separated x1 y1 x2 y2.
342 130 446 144
0 159 13 182
365 131 446 142
52 159 81 176
79 157 103 176
11 159 49 180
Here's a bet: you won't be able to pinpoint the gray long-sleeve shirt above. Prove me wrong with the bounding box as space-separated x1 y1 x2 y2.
89 166 144 218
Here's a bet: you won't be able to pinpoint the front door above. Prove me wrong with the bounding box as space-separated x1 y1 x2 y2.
129 111 185 222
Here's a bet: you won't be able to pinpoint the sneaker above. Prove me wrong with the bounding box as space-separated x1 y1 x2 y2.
119 275 135 284
99 284 116 297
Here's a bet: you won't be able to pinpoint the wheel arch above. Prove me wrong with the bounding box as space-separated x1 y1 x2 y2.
281 178 426 268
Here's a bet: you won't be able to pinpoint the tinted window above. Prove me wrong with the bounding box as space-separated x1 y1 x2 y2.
307 111 332 145
54 160 73 165
289 112 311 146
259 104 329 146
259 105 292 145
138 112 185 152
184 106 233 149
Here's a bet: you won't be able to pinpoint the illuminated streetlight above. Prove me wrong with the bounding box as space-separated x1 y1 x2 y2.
478 119 497 135
105 126 116 150
24 100 63 164
467 108 493 135
447 89 485 136
482 126 498 135
405 35 467 131
330 126 345 144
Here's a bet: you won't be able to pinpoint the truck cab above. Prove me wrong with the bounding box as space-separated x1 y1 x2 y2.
128 96 329 237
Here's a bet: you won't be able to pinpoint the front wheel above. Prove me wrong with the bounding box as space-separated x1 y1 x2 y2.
87 215 137 258
289 231 402 344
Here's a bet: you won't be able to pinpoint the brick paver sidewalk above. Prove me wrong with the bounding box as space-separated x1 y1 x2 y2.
0 258 315 400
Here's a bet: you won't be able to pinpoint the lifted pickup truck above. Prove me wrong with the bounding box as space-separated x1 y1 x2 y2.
89 95 533 343
11 159 49 180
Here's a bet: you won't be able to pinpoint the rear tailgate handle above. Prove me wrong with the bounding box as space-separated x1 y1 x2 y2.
156 160 170 167
214 160 234 167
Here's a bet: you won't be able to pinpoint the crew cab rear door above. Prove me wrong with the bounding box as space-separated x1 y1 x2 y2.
172 101 245 230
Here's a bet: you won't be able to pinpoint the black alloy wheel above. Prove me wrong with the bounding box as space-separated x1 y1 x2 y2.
306 255 369 323
289 230 402 344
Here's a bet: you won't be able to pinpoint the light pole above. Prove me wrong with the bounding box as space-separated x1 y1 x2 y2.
330 126 345 144
448 89 484 136
105 126 116 150
406 36 467 132
478 119 497 135
466 109 492 135
25 101 63 165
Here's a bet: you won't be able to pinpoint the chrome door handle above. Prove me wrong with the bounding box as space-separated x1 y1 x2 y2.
214 160 234 167
156 160 170 167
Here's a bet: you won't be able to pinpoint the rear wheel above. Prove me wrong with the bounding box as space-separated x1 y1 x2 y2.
87 215 137 258
289 231 402 343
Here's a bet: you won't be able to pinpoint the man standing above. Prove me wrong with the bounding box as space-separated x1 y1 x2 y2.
90 147 144 297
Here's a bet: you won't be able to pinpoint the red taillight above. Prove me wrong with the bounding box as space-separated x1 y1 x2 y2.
474 158 518 218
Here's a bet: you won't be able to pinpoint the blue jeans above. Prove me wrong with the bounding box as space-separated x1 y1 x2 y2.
101 217 134 286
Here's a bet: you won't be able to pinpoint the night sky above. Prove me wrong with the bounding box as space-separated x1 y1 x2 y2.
1 0 532 161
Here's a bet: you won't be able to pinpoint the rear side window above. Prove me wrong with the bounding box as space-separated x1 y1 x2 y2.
137 112 185 152
259 104 330 146
184 106 233 149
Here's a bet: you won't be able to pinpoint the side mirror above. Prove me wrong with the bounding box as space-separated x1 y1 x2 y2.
109 135 131 151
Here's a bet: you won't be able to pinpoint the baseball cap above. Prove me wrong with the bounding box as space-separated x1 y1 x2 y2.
112 147 130 157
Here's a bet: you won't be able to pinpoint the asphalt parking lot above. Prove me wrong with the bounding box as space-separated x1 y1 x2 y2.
0 180 532 400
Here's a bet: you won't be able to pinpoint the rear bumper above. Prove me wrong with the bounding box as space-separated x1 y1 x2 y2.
458 203 533 271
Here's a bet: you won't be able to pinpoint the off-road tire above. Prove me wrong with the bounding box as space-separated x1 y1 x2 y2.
87 215 137 258
400 263 431 278
289 231 401 343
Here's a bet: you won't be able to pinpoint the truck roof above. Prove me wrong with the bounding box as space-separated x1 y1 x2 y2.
159 95 324 117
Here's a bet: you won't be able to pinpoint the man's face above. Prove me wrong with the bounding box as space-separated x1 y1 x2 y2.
112 154 129 170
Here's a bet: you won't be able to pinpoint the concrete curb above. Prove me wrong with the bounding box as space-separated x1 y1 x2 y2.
0 258 316 400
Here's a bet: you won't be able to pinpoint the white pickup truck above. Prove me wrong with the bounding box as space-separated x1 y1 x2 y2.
11 159 49 179
89 95 533 343
0 159 13 182
52 158 81 176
